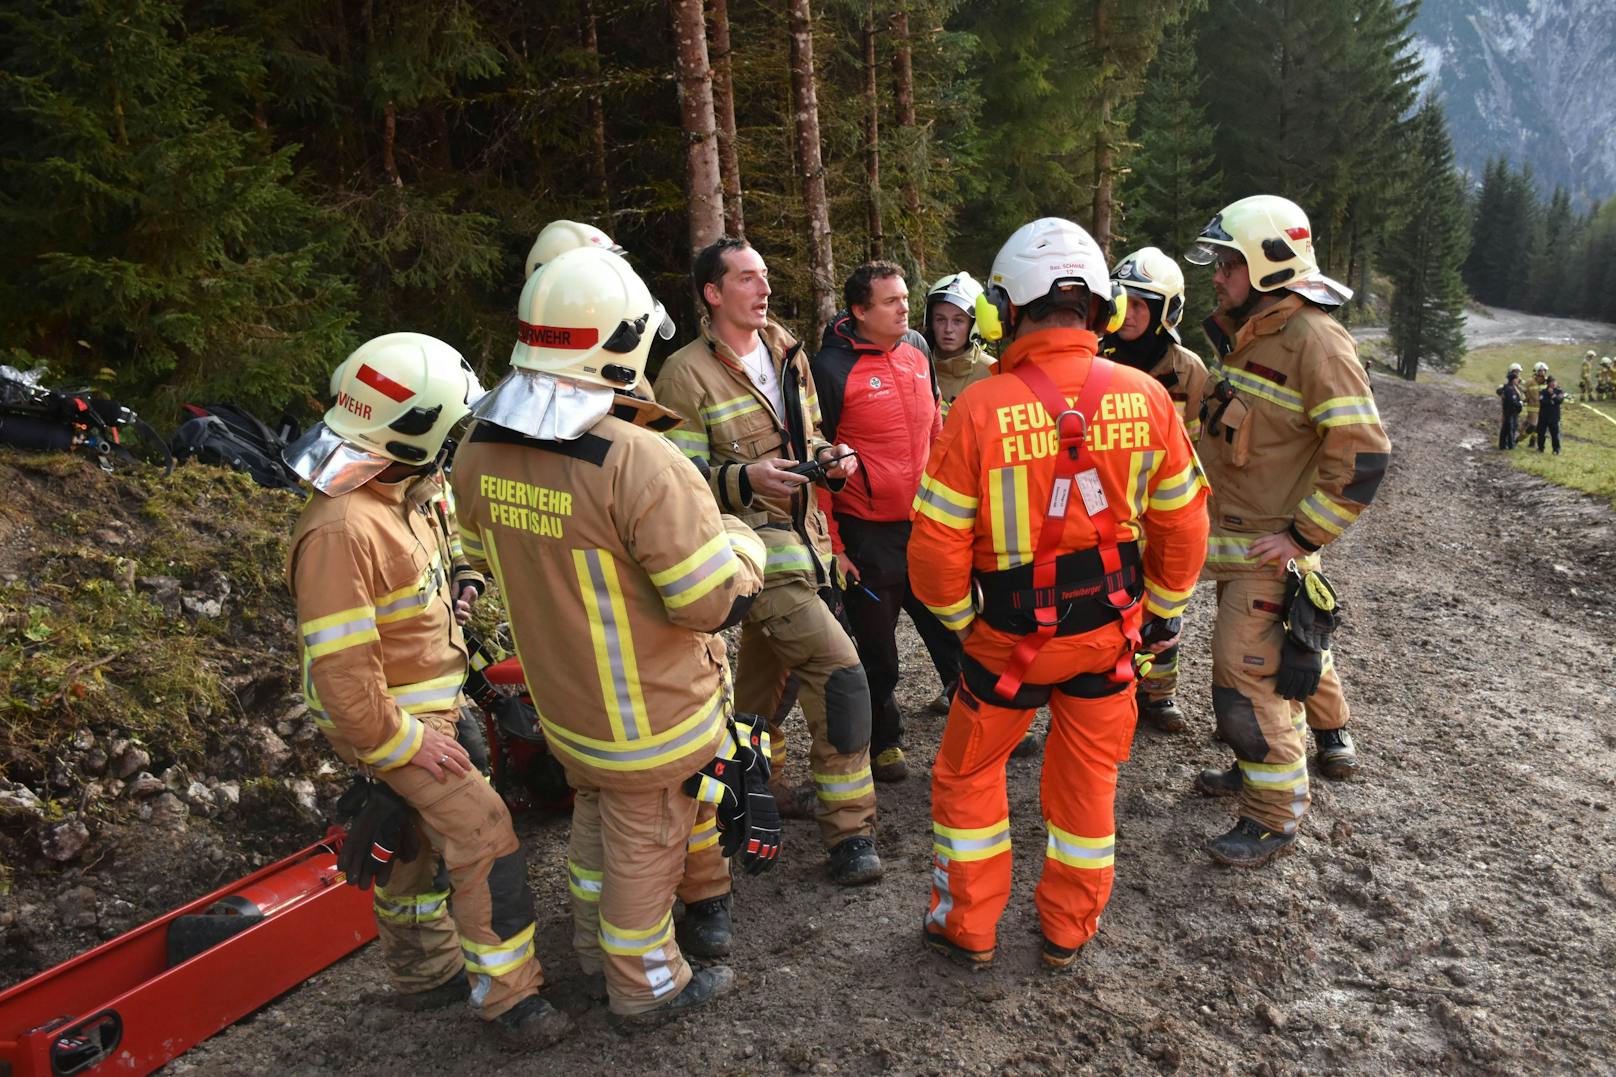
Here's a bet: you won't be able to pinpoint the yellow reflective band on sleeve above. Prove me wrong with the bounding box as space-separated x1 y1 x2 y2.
764 543 816 577
358 713 426 771
373 886 449 925
540 682 727 774
932 819 1011 862
1308 395 1381 429
567 860 603 903
1143 578 1194 619
575 548 651 742
1044 823 1115 869
701 395 765 426
300 605 380 659
388 673 464 714
688 815 719 853
458 525 485 559
1297 491 1359 536
987 465 1033 569
1237 758 1309 792
649 532 740 610
913 472 979 529
925 593 975 632
665 427 709 460
1225 367 1304 412
1206 535 1258 565
940 398 953 419
727 528 766 573
598 912 675 956
806 392 821 425
1124 449 1160 521
813 767 873 803
1148 461 1206 513
462 922 536 977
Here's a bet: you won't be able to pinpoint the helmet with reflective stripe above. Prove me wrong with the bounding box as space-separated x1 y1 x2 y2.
1111 246 1186 334
976 218 1126 341
511 246 672 391
1186 194 1321 292
926 271 984 317
525 220 624 279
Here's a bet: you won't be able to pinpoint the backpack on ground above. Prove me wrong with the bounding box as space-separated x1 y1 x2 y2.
170 403 301 489
0 365 173 473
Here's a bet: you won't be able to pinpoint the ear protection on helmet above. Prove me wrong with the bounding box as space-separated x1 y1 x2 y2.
976 287 1012 343
1100 281 1128 335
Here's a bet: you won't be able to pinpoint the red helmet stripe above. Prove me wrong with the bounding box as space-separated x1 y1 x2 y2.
1285 226 1310 241
355 363 416 403
517 321 600 349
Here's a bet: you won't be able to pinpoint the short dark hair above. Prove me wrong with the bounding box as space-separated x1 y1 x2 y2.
692 236 751 315
843 260 906 313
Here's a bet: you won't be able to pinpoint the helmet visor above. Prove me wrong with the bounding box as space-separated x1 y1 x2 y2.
283 422 394 497
1185 240 1236 267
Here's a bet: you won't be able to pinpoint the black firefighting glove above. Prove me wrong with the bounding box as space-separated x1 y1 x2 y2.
1275 637 1324 700
335 777 419 891
682 714 782 875
1275 566 1344 701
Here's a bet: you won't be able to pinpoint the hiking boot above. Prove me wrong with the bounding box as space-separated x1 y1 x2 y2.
1137 695 1187 734
872 746 909 783
1040 937 1083 971
828 835 883 886
771 780 819 820
1313 727 1360 781
922 927 994 970
610 965 734 1030
1195 763 1242 798
392 974 469 1011
491 995 573 1049
926 690 954 716
676 894 732 959
1205 817 1297 868
1010 730 1043 759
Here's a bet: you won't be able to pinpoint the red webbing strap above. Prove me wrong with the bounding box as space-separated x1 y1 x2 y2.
994 357 1141 699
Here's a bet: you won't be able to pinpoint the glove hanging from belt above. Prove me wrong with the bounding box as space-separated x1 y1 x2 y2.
335 776 420 890
683 713 781 875
1275 563 1343 701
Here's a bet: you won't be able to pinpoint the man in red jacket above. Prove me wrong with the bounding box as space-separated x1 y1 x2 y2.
811 261 956 783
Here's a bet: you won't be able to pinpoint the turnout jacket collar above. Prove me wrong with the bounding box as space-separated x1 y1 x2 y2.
998 327 1102 375
934 342 993 380
701 317 799 398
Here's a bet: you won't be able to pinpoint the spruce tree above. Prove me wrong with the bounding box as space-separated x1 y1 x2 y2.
1384 101 1468 379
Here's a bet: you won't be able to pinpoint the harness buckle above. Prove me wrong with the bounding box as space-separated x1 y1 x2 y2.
1055 409 1087 459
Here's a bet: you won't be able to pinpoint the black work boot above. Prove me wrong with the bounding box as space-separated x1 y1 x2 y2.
1137 695 1187 734
676 894 732 959
392 973 469 1012
611 965 735 1030
1040 937 1083 971
1195 763 1242 798
922 926 994 969
1205 817 1297 868
491 995 573 1049
1313 727 1360 781
828 835 883 886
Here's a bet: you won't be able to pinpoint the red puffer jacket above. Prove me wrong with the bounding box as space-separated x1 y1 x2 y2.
810 311 942 551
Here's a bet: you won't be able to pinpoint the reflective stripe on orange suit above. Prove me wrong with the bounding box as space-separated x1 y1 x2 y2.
909 326 1209 954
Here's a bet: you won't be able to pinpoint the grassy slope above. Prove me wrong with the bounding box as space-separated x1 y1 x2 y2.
1452 340 1616 507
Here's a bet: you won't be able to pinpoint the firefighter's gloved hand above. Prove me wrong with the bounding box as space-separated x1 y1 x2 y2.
1275 638 1323 700
335 777 418 890
683 715 781 874
738 781 782 875
1139 615 1183 653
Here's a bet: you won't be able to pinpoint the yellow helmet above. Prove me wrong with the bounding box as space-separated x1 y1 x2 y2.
1186 194 1351 305
1111 246 1186 334
524 220 624 279
510 246 671 391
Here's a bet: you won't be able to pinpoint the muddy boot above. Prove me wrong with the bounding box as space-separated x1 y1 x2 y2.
872 746 909 783
1313 727 1360 781
491 995 573 1050
926 689 953 716
1137 695 1186 734
1010 730 1043 759
611 966 734 1030
828 835 883 886
1195 763 1241 798
1205 817 1296 868
676 895 732 960
391 974 469 1012
922 927 994 970
770 779 819 820
1040 937 1083 971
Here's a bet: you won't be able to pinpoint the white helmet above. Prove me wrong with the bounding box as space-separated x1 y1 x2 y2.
524 220 623 279
1508 362 1523 373
510 246 671 391
284 333 478 495
1111 246 1186 335
976 218 1126 341
1186 194 1353 305
1533 362 1549 374
1603 357 1613 367
1587 349 1598 359
926 271 984 316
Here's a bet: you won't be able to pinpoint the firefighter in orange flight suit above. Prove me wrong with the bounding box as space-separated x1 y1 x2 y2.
910 219 1210 969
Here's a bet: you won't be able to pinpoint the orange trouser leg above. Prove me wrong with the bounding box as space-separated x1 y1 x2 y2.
1034 686 1137 950
925 687 1035 954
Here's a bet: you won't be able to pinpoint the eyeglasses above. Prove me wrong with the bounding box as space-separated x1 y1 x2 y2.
1213 254 1246 275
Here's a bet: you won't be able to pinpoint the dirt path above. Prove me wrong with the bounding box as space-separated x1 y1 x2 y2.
164 371 1616 1075
1354 306 1616 349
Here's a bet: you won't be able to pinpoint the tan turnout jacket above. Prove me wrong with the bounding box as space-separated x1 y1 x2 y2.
287 474 467 771
1154 341 1213 442
1200 295 1391 579
934 342 995 417
656 320 840 591
451 396 765 791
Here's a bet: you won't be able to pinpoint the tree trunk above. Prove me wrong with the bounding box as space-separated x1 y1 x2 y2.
382 100 402 187
863 9 882 259
788 0 836 342
709 0 744 237
1090 0 1114 256
889 3 922 278
581 0 609 210
671 0 724 253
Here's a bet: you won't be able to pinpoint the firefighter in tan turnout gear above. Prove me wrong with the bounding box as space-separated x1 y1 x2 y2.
283 333 569 1049
1184 195 1391 867
1100 246 1211 735
656 237 882 887
454 246 775 1023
